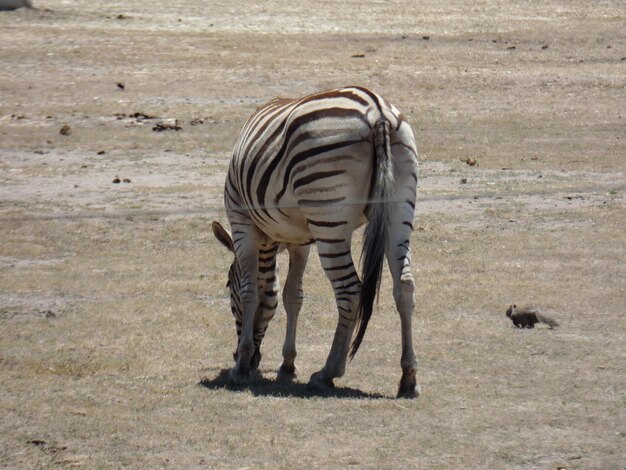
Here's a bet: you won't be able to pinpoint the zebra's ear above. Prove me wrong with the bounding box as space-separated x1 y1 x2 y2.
212 221 234 253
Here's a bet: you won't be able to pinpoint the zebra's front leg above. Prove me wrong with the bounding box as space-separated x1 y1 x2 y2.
308 241 360 392
277 245 310 381
229 248 261 385
249 243 281 372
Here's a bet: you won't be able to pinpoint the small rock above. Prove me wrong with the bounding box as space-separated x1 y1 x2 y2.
122 178 131 183
460 178 468 184
112 176 121 184
116 82 125 90
59 124 71 136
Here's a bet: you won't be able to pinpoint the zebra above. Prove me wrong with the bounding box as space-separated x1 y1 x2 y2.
212 86 419 398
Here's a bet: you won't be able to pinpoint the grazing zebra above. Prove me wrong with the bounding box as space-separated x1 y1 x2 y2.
212 86 419 398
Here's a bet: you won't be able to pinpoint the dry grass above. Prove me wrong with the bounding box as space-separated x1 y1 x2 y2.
1 1 625 468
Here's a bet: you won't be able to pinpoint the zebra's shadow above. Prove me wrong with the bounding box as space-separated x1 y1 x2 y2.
199 368 387 399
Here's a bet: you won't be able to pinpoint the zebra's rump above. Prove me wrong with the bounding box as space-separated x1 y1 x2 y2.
226 86 404 243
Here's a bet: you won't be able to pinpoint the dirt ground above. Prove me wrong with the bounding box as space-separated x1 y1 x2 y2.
1 1 624 468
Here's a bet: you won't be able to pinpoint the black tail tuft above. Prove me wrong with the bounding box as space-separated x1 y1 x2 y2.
349 118 394 358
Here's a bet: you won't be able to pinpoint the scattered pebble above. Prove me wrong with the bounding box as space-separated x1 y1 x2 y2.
113 176 121 184
116 82 125 90
59 124 71 136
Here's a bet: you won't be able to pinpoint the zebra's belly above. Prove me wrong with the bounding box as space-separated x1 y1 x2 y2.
251 200 368 246
253 206 315 245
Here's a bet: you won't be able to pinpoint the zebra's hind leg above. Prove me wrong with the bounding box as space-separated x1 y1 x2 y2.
387 147 420 398
308 240 360 393
277 245 310 381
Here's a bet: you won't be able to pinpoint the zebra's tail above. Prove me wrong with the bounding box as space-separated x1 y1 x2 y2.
349 117 394 358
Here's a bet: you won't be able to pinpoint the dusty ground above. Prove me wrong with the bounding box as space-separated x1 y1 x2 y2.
1 1 625 468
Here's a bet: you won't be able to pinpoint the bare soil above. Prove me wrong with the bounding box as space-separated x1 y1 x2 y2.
1 1 624 468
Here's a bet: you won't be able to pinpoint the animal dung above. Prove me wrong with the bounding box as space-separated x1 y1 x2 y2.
152 119 182 132
112 176 131 184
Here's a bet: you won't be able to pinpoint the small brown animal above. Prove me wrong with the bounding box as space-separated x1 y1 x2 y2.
506 305 559 329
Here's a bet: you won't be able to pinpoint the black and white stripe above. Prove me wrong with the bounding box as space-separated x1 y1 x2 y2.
212 86 420 397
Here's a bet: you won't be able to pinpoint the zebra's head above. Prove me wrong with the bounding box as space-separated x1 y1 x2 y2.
211 221 263 370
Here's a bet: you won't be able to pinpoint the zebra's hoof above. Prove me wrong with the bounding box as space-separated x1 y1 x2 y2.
277 363 298 382
307 372 335 394
397 380 421 399
397 367 420 398
227 366 257 386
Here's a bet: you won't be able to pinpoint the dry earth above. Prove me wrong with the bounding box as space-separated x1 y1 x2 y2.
1 1 625 468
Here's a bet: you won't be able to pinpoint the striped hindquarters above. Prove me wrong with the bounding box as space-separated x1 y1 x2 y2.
224 86 405 238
